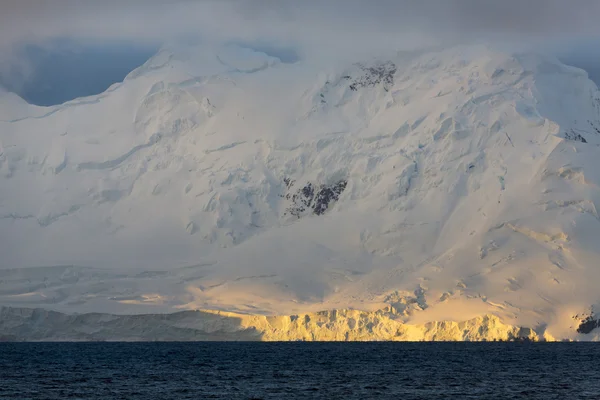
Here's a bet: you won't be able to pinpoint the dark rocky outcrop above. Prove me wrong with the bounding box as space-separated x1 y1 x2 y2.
282 179 347 218
588 120 600 134
573 309 600 334
347 61 397 92
577 315 599 334
564 129 587 143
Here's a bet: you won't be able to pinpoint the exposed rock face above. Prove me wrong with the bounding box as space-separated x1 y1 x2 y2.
564 129 588 143
577 317 599 334
574 311 600 334
0 306 549 342
563 119 600 143
283 179 347 218
347 61 397 92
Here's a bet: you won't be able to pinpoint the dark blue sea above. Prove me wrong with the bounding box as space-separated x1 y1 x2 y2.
1 342 599 399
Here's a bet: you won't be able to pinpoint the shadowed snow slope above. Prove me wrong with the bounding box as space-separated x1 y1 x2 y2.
2 44 600 340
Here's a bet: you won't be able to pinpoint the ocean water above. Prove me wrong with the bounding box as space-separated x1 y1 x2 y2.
0 342 599 399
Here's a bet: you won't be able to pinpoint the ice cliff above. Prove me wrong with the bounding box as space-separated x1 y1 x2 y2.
0 306 554 342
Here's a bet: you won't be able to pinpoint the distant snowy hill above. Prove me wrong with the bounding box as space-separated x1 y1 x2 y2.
2 44 600 340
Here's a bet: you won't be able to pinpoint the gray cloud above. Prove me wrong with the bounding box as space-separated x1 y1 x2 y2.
2 0 600 47
2 0 600 91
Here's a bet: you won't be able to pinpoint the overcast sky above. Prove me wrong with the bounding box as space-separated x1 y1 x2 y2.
2 0 600 47
2 0 600 89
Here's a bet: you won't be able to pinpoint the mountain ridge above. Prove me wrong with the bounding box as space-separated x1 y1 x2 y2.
2 44 600 340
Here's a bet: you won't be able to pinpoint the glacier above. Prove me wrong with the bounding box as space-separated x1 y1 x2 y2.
2 44 600 341
0 306 554 342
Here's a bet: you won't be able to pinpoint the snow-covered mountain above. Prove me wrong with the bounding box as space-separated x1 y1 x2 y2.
2 44 600 340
